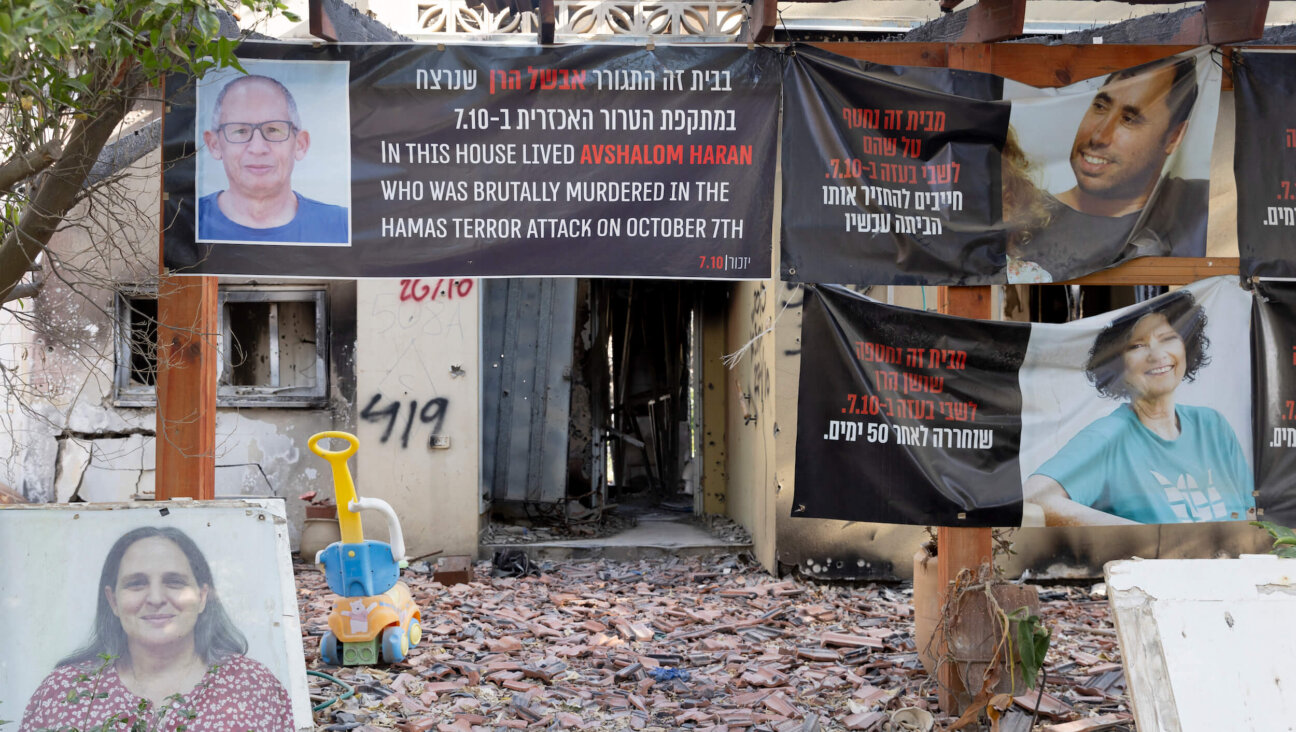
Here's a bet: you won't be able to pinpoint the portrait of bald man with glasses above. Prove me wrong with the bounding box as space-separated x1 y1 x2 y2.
199 74 349 244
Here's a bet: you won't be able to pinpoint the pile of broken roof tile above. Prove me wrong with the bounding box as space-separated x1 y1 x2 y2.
298 555 1133 732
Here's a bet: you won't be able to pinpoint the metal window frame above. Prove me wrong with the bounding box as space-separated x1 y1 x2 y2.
112 289 160 408
218 287 329 408
111 286 329 409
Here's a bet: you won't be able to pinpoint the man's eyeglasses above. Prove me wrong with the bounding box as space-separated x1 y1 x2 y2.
216 120 297 144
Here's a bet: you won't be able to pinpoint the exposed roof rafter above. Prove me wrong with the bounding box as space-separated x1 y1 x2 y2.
909 0 1269 44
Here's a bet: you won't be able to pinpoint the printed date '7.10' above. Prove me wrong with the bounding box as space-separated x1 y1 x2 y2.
699 255 752 271
843 392 978 422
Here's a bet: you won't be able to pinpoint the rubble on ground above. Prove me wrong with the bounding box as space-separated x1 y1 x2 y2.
479 512 639 544
299 555 1132 731
477 511 751 547
693 515 752 545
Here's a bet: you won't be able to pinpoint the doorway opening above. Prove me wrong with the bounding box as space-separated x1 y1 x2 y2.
481 278 716 544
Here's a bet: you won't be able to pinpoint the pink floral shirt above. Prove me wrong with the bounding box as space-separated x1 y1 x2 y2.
19 654 294 732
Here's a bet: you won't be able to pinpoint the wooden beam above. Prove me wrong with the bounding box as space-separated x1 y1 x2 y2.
903 0 1024 42
1059 257 1240 286
959 0 1026 43
308 0 339 42
987 44 1195 87
815 40 1250 91
155 275 218 500
1205 0 1269 44
809 43 949 69
747 0 778 44
811 43 1199 87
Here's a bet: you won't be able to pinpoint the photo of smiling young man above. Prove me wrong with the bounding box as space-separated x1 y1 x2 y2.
1003 50 1217 283
195 59 351 246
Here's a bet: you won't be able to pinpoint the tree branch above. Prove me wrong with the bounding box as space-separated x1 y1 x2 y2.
0 140 63 195
3 279 43 304
0 64 146 304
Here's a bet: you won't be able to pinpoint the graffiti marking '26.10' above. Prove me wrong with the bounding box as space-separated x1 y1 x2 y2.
361 393 449 448
399 278 474 302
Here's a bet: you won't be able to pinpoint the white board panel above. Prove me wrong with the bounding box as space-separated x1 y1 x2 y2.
1106 555 1296 732
0 500 311 731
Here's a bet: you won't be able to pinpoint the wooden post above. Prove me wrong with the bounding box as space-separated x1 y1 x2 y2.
539 0 556 45
930 43 997 716
932 288 994 713
155 275 218 500
156 72 218 502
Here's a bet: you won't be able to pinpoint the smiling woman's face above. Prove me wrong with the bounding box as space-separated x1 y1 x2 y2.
1121 312 1187 402
106 537 209 653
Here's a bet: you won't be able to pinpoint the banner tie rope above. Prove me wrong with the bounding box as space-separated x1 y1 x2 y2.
722 294 794 369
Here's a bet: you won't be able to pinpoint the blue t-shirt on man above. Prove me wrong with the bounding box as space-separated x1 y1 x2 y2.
1034 404 1254 524
198 191 348 244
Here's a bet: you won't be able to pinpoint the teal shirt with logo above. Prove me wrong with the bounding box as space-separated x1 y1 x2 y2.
1034 404 1254 524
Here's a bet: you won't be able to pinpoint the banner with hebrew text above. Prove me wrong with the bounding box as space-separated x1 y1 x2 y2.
781 45 1220 285
163 43 778 279
1252 280 1296 526
793 278 1257 527
1236 50 1296 278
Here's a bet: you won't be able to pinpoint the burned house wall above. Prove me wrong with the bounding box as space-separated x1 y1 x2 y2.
354 278 482 559
724 280 780 570
0 141 353 547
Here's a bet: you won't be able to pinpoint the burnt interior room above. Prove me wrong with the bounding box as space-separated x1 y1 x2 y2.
483 278 715 532
1026 284 1164 324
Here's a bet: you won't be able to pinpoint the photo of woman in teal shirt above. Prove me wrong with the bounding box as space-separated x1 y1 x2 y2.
1023 290 1255 525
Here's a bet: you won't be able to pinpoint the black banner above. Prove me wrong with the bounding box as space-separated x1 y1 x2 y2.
1236 51 1296 278
781 47 1010 285
795 279 1258 527
793 286 1028 526
163 43 778 279
782 45 1218 285
1253 280 1296 525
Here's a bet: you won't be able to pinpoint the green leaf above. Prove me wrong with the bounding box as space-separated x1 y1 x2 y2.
1252 521 1296 557
1013 611 1051 690
1253 520 1296 539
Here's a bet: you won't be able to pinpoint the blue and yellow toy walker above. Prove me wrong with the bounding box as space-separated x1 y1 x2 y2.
309 431 422 665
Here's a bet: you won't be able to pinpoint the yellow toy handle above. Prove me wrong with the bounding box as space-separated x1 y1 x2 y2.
308 431 364 545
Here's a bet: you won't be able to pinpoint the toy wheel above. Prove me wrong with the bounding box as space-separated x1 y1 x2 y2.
407 618 422 648
320 631 341 666
381 625 408 663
